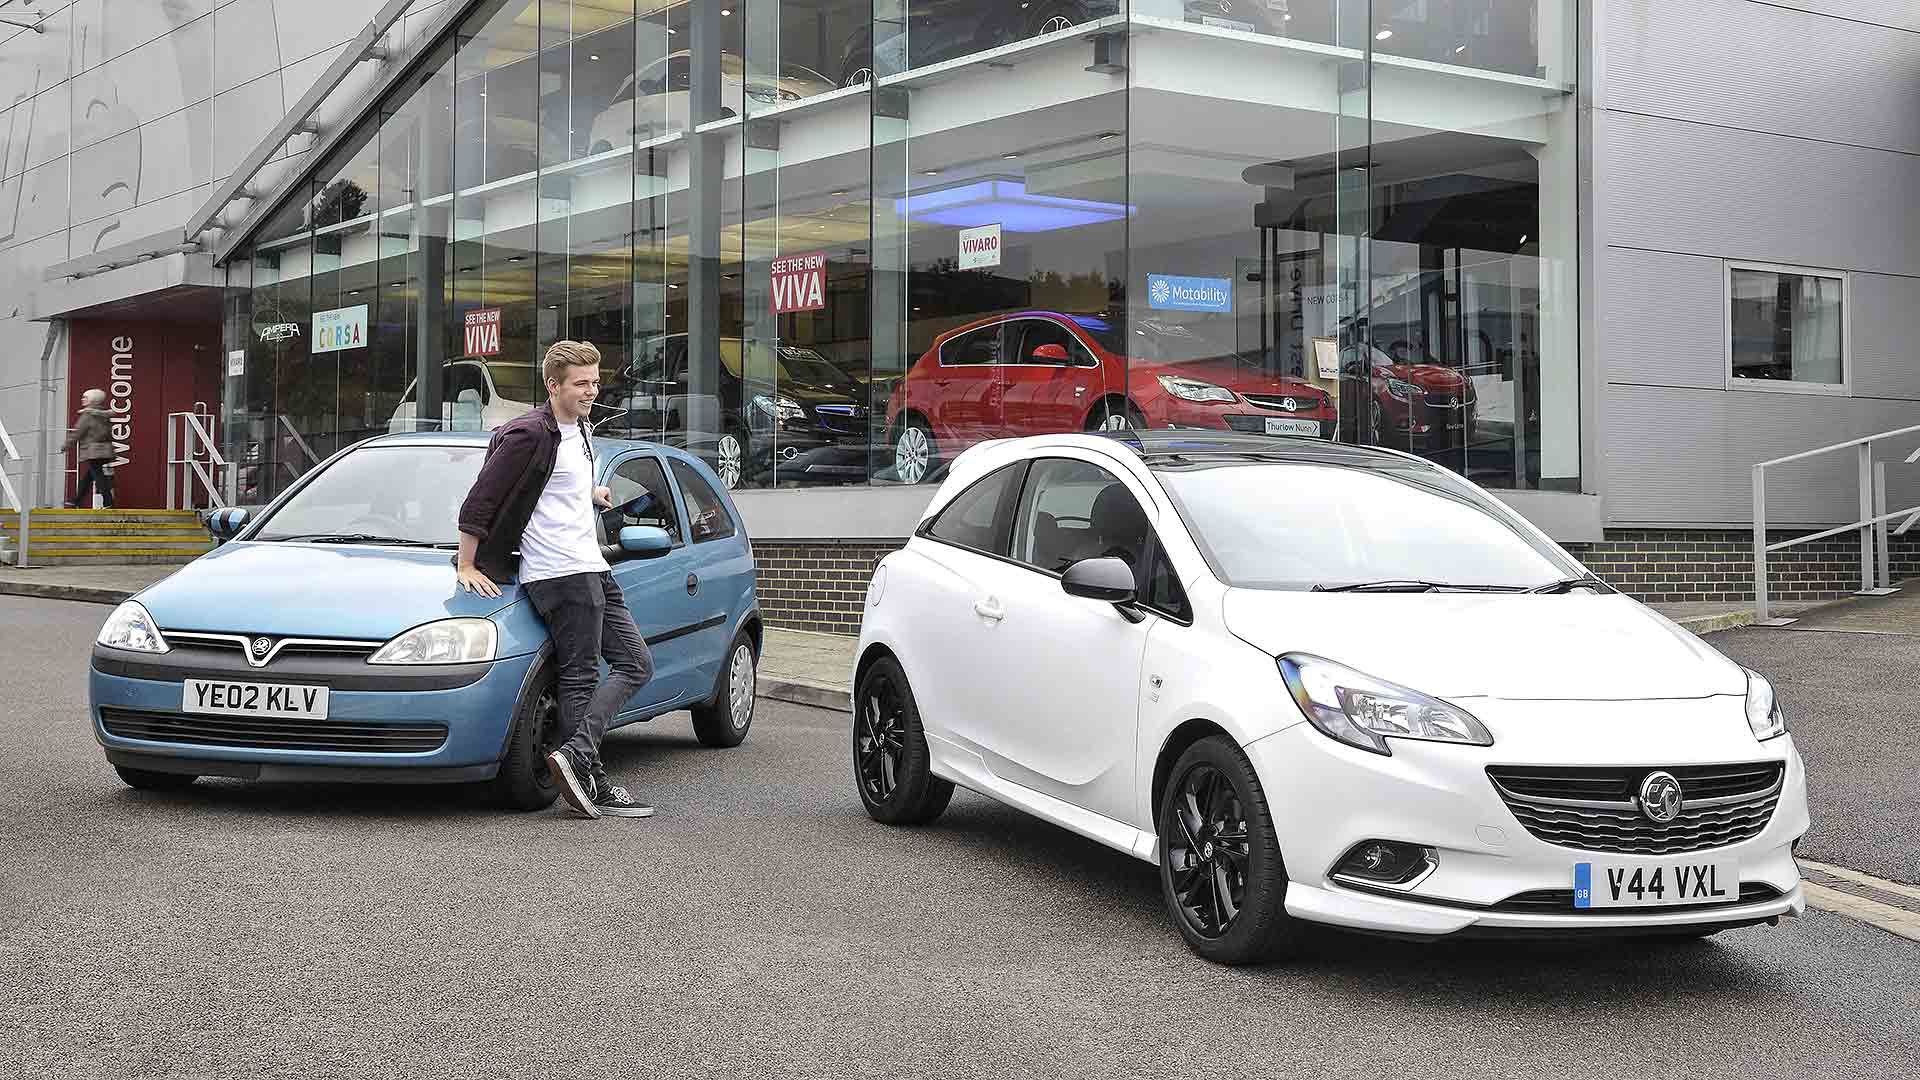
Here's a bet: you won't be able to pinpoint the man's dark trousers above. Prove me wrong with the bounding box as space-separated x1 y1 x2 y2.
523 571 653 785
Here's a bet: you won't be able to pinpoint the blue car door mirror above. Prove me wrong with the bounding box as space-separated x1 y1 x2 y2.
618 525 674 559
203 506 249 541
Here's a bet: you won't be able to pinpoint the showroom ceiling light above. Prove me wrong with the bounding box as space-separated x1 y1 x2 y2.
589 54 600 61
1376 29 1393 40
1454 44 1467 54
895 178 1131 233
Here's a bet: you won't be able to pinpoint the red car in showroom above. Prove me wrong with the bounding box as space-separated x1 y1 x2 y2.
883 312 1334 484
1340 343 1479 452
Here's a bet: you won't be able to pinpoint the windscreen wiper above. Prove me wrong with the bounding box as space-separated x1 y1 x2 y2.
1312 579 1529 593
1528 577 1614 594
269 533 452 548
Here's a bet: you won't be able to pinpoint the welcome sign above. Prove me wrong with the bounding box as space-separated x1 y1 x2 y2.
312 305 369 353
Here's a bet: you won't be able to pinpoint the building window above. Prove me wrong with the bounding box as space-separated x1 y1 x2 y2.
1727 262 1849 393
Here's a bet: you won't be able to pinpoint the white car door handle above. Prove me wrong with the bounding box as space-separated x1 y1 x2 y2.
973 598 1006 621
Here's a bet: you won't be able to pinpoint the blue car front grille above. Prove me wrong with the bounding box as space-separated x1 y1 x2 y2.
101 707 447 754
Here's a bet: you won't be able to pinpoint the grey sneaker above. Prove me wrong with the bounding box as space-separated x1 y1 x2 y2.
594 783 654 818
546 749 600 819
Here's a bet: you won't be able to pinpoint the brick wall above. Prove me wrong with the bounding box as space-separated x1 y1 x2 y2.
1566 529 1919 605
751 529 1913 634
752 541 902 634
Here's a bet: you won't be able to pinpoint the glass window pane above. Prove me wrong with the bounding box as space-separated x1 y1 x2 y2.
1011 459 1148 575
670 458 738 542
1730 268 1845 387
1160 459 1583 590
608 454 682 541
923 461 1021 553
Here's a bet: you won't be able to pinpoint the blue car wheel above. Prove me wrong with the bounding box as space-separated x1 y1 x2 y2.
491 668 564 811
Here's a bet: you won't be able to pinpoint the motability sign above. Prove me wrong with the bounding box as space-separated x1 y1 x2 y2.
1147 274 1233 313
770 251 827 314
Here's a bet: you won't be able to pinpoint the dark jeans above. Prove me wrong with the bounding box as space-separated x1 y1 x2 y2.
523 571 653 786
72 461 114 508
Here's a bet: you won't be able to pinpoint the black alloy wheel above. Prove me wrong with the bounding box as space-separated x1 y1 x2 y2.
1166 762 1250 938
852 657 953 825
1157 737 1301 964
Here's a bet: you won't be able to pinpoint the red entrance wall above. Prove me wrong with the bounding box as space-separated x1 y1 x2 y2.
67 320 223 509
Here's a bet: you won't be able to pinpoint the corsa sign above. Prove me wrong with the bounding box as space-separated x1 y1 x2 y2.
771 252 827 314
464 308 502 357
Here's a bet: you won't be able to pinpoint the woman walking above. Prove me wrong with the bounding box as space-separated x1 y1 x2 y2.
63 389 116 509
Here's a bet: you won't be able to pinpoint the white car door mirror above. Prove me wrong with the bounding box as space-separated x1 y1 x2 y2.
1061 556 1137 605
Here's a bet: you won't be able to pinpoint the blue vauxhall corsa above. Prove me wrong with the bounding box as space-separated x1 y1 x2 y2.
88 432 762 809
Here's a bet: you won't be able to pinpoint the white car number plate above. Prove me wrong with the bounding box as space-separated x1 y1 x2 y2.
1574 859 1738 909
1201 15 1257 31
183 678 329 720
1265 417 1321 437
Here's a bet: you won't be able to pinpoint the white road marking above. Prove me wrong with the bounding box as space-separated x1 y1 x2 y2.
1799 859 1920 903
1801 882 1920 944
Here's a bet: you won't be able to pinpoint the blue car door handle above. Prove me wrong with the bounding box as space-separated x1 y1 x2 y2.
686 573 699 595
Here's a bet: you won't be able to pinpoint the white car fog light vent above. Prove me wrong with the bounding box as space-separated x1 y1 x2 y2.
1331 840 1437 891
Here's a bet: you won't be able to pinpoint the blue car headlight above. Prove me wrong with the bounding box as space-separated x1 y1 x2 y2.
97 601 169 654
370 618 497 664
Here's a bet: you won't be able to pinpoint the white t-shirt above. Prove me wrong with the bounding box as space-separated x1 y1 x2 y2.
517 422 610 584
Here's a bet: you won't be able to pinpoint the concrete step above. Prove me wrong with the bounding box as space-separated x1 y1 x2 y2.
0 509 204 527
25 537 215 553
21 553 203 566
1 518 210 530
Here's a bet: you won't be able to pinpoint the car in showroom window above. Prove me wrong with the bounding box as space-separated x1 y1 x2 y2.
851 431 1807 964
884 311 1336 484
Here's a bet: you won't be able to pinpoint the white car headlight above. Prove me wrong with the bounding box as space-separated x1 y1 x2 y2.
97 601 169 654
1278 653 1492 756
751 394 807 422
1156 374 1237 404
1744 668 1787 741
370 618 497 664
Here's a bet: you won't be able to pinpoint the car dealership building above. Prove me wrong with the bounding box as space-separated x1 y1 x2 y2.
5 0 1918 630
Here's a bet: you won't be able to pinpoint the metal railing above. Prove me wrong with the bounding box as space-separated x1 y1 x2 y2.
167 411 231 510
1753 422 1920 624
0 414 22 515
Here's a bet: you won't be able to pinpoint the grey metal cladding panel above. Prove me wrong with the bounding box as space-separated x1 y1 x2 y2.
1600 113 1920 279
1598 248 1726 390
1756 0 1920 33
1603 383 1920 526
1848 272 1920 401
1600 0 1920 154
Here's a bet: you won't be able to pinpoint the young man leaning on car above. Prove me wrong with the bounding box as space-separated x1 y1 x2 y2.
454 340 655 820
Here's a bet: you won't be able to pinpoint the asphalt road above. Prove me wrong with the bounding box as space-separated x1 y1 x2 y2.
4 595 1918 1080
1710 626 1920 885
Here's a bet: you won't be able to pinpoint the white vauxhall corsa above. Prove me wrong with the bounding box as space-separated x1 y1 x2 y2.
850 431 1808 964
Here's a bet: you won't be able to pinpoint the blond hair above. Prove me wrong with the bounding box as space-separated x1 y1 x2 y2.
543 340 601 386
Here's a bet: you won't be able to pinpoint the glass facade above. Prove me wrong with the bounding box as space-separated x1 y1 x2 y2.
222 0 1580 499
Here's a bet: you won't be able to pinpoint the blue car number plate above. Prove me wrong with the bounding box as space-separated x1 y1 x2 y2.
1574 860 1738 909
183 678 329 721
